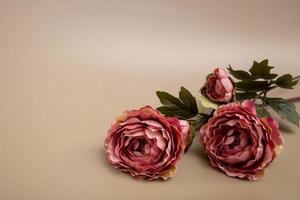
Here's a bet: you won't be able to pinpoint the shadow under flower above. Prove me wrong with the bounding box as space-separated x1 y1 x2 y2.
99 146 119 173
188 140 212 168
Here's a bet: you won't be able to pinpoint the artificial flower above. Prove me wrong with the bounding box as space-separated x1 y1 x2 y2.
104 106 188 180
200 100 283 180
201 67 234 103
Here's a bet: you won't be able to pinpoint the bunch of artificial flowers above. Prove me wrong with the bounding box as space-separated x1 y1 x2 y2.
104 59 299 181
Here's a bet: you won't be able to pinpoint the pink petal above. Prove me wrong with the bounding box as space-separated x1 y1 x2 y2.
224 135 235 145
145 129 166 150
221 78 234 93
260 117 284 146
142 120 163 128
242 100 257 115
214 67 229 79
179 120 190 146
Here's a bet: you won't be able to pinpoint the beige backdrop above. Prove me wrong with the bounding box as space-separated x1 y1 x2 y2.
1 0 300 200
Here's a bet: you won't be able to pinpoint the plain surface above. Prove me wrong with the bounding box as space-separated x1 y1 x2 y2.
1 0 300 200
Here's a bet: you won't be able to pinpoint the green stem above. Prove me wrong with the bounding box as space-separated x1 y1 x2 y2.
261 75 300 95
262 91 267 106
254 75 300 104
287 96 300 103
294 75 300 81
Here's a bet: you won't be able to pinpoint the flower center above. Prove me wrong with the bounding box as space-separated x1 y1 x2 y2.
130 138 151 156
228 134 240 149
136 139 147 152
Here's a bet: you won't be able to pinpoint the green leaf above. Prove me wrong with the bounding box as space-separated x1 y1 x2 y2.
276 74 299 89
235 80 270 92
228 65 251 80
179 87 198 113
256 104 271 117
264 73 278 79
156 106 192 118
249 59 277 79
156 91 184 108
156 87 198 119
188 113 210 131
266 98 300 127
199 96 219 109
235 92 257 101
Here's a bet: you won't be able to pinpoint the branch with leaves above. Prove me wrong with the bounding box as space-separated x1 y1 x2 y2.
156 59 300 134
229 59 300 126
156 87 212 134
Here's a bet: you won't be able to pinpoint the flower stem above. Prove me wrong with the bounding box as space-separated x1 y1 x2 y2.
287 96 300 104
255 75 300 104
263 75 300 94
294 75 300 81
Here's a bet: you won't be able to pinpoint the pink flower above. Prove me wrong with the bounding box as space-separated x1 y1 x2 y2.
104 106 188 180
200 100 283 180
201 67 234 103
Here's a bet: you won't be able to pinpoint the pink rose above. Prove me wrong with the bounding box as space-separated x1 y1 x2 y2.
104 106 188 180
200 100 283 180
201 67 234 103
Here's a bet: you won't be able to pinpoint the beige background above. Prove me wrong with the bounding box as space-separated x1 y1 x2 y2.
1 0 300 199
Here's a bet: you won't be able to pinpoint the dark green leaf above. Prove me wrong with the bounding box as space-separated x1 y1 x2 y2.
235 80 270 92
179 87 198 113
276 74 299 89
188 113 210 131
249 59 277 79
256 104 271 117
235 92 257 101
266 98 300 127
156 106 191 118
228 65 251 80
156 87 198 119
156 91 183 108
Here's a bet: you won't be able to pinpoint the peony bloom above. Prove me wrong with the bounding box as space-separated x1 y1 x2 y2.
200 100 283 180
201 67 234 103
104 106 189 180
